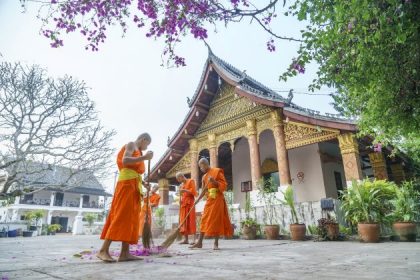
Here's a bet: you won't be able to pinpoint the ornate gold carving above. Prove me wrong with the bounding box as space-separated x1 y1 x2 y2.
368 152 388 180
196 84 271 135
246 119 257 136
166 152 191 178
216 126 248 147
261 158 278 174
270 110 283 127
337 133 359 154
285 121 340 149
189 138 198 152
256 116 274 137
208 133 217 148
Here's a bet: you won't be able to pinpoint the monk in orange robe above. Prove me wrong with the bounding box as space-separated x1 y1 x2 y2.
97 133 153 262
138 184 160 236
190 158 233 250
176 172 197 245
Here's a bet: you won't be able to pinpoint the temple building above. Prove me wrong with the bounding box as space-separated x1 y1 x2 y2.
149 50 410 208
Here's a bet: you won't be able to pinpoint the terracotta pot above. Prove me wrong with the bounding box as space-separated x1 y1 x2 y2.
242 225 257 240
358 223 380 243
290 224 306 241
264 225 280 240
326 223 339 240
393 222 417 242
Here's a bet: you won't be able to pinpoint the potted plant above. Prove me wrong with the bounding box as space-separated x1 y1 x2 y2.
317 213 339 241
152 207 165 237
241 192 258 240
48 224 62 235
257 178 280 240
25 210 45 236
341 180 392 243
281 186 306 241
241 218 259 240
389 181 419 242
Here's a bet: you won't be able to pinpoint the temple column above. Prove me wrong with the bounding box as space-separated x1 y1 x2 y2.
14 195 20 205
390 162 405 184
189 139 199 186
50 192 55 207
337 133 363 185
208 134 218 168
368 152 389 180
246 119 261 188
271 110 292 189
79 194 83 208
158 178 169 205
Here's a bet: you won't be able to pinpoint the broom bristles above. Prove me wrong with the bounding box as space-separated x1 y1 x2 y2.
142 222 152 249
161 228 180 249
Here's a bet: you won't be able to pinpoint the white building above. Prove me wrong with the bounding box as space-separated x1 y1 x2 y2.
0 165 111 234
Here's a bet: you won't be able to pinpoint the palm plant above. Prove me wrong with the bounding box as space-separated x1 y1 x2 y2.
281 186 299 224
340 180 393 225
389 181 420 222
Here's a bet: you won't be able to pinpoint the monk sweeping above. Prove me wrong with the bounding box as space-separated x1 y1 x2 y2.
176 172 197 245
138 184 161 237
190 158 233 250
97 133 153 262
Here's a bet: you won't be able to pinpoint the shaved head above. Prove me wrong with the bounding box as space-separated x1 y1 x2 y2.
198 158 209 165
137 133 151 142
198 157 210 173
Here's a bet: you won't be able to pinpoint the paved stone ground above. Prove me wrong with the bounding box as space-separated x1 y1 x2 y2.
0 235 419 280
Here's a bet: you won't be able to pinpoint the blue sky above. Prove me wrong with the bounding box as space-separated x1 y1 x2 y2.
0 1 337 190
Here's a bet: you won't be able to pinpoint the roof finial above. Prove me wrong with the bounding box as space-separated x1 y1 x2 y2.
286 89 294 104
203 40 213 57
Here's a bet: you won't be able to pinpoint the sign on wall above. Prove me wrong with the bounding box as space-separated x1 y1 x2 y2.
241 181 252 192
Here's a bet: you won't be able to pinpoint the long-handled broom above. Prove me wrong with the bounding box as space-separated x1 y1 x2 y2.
160 197 202 249
142 160 153 249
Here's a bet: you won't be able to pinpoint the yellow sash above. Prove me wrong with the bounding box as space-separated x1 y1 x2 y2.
208 188 218 199
118 168 143 205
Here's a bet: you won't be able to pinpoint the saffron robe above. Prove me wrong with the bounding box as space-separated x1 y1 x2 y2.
179 179 197 235
100 145 144 244
138 192 161 236
200 168 233 237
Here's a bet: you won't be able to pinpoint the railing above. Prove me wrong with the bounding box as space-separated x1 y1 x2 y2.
19 200 103 209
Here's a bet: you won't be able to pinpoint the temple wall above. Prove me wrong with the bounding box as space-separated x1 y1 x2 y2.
319 142 346 199
232 137 251 208
288 144 327 202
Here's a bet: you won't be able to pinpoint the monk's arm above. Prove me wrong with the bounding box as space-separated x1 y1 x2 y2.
195 186 207 202
216 170 228 192
122 142 152 164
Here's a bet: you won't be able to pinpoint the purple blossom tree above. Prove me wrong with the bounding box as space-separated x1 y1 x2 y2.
20 0 301 67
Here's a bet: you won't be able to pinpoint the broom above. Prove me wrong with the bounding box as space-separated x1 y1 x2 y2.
160 197 202 249
141 159 152 249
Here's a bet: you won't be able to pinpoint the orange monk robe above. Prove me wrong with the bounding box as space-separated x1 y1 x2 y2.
200 168 233 237
138 192 161 236
100 146 144 244
179 179 198 235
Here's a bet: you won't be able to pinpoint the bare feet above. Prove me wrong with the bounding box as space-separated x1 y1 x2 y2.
96 251 116 263
118 254 143 262
179 240 189 245
189 243 203 249
213 245 220 250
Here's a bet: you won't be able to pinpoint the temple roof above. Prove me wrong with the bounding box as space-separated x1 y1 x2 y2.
11 162 112 197
149 50 358 180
